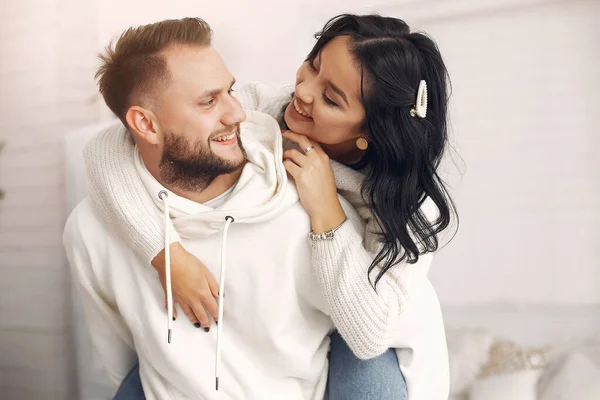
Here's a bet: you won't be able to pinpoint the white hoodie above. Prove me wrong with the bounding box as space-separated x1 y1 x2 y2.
64 110 363 399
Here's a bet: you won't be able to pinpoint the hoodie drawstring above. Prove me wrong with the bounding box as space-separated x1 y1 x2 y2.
158 190 174 344
157 189 232 390
215 215 234 391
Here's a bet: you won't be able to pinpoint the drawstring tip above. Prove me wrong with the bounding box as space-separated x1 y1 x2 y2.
215 377 219 391
168 329 172 344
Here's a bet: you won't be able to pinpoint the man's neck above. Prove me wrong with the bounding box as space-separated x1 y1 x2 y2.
141 151 244 204
166 169 244 204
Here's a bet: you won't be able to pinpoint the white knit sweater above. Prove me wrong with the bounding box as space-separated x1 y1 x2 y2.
83 83 449 400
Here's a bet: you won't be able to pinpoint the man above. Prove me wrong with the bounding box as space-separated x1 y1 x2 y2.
64 18 360 399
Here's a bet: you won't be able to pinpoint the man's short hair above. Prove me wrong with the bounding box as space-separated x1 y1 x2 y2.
95 17 213 124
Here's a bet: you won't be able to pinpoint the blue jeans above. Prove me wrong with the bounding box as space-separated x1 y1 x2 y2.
327 331 406 400
113 332 406 400
113 363 145 400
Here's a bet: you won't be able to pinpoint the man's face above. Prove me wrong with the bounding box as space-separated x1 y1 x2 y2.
153 45 247 191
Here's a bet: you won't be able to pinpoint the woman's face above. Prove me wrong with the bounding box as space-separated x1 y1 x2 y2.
284 36 366 147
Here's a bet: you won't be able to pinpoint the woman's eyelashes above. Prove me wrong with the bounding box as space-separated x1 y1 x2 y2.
322 90 339 108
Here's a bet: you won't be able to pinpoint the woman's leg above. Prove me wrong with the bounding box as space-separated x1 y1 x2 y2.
327 331 407 400
113 364 145 400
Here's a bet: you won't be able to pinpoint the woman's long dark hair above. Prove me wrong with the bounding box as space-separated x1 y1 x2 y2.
306 14 458 288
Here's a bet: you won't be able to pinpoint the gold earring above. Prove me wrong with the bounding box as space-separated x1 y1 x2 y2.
356 137 369 151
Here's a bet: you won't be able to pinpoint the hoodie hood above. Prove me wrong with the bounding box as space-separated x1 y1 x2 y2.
135 110 297 239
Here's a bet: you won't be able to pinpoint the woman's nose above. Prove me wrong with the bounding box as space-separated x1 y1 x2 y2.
294 81 314 105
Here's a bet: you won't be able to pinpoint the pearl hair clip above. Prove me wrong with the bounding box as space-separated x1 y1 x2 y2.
410 80 427 119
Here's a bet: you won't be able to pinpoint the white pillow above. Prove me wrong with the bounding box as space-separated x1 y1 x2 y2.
539 352 600 400
446 329 495 396
469 369 542 400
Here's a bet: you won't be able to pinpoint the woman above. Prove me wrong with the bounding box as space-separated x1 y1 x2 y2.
89 14 456 400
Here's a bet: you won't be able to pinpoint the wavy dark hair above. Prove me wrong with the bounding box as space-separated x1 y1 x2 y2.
306 14 458 287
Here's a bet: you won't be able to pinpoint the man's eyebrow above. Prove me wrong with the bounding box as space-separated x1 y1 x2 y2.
198 78 236 99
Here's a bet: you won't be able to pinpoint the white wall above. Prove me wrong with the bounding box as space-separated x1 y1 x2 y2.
404 0 600 306
1 0 99 398
0 0 598 398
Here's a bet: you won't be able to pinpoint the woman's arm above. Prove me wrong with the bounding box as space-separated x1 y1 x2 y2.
83 123 178 263
83 124 220 327
315 163 435 359
311 214 432 359
282 131 433 359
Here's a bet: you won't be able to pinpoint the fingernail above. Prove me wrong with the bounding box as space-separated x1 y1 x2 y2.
204 327 210 333
194 323 201 328
172 317 176 321
215 321 218 326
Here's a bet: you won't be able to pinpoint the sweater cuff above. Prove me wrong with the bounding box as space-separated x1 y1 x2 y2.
141 222 182 264
310 219 409 299
310 219 363 265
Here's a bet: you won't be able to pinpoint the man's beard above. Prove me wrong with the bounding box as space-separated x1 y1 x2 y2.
159 125 246 192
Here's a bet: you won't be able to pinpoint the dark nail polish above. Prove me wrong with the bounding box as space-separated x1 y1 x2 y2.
194 323 201 328
204 327 210 332
215 321 218 326
172 317 176 321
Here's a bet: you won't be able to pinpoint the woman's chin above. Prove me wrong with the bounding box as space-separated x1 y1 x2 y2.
284 104 311 132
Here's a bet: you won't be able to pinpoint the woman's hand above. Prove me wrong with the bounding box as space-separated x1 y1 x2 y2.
282 130 346 233
152 242 219 330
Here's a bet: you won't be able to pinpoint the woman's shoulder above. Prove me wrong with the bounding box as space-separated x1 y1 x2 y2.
331 160 438 226
331 160 365 198
330 160 372 221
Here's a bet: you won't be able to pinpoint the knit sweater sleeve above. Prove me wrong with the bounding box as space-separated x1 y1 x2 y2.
83 124 180 263
234 82 293 122
311 162 434 359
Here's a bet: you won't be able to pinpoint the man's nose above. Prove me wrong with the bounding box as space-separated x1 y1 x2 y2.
222 94 246 126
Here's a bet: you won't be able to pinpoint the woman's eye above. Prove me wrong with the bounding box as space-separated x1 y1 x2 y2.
322 91 338 108
202 99 215 107
309 59 317 71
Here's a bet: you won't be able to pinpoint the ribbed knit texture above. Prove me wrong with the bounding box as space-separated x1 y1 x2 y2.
83 125 181 263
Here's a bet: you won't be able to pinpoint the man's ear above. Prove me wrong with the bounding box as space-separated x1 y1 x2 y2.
125 106 161 145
